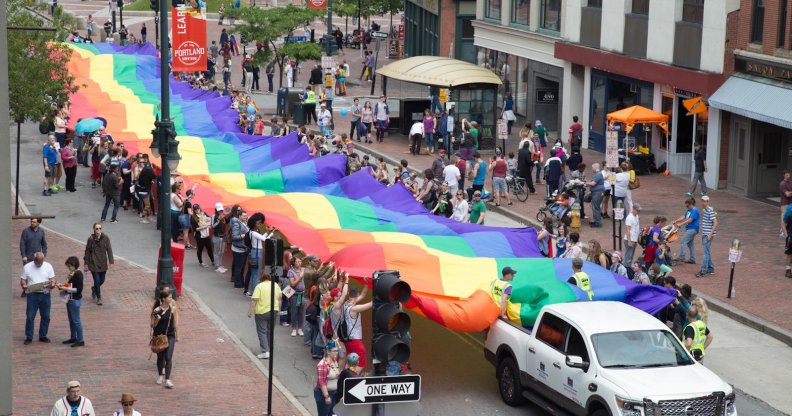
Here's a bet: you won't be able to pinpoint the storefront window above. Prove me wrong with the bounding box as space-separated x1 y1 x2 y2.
540 0 562 32
590 75 606 135
660 94 673 150
682 0 704 24
511 0 530 26
516 57 528 116
486 0 502 20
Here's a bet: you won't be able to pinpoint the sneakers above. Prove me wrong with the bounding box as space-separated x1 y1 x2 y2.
39 337 51 343
164 380 174 389
685 192 693 196
290 330 297 337
110 219 119 223
695 272 706 278
71 342 85 348
257 352 270 359
140 219 150 224
786 269 792 278
156 375 164 385
282 323 290 327
297 329 304 336
215 266 228 273
97 299 103 306
42 190 51 196
244 292 252 297
200 263 210 268
699 192 708 197
62 339 76 344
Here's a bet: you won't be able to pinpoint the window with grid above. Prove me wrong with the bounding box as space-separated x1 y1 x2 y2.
511 0 530 26
631 0 649 14
486 0 502 20
751 0 765 43
540 0 562 31
682 0 704 24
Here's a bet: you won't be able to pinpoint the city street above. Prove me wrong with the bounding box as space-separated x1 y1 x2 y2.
10 121 788 415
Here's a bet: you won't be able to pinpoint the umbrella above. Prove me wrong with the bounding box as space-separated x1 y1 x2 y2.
75 118 105 135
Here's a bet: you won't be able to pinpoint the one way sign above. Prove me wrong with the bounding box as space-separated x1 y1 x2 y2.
343 375 421 405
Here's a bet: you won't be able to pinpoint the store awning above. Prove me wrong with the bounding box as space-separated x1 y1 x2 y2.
377 56 503 88
709 75 792 129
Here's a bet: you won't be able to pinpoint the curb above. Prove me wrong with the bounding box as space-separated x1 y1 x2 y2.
696 292 792 348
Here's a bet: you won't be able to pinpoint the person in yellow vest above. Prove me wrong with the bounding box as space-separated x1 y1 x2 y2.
567 258 593 300
684 306 713 363
490 267 516 318
302 86 317 125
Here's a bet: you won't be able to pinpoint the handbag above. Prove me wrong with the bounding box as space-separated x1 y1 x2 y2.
149 310 171 354
248 251 259 267
584 193 592 203
629 176 641 190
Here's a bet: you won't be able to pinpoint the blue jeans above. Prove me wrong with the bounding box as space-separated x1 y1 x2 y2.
624 241 637 266
248 248 261 293
231 251 246 288
590 191 603 225
101 194 120 221
91 271 106 300
700 235 714 273
309 320 322 356
74 136 84 165
67 299 83 342
679 229 698 263
314 386 337 416
425 132 434 149
25 292 51 340
267 73 274 92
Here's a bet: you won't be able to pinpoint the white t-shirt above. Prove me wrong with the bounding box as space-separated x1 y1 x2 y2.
317 109 331 126
20 261 55 287
613 172 631 198
443 164 461 185
452 199 469 222
409 122 424 136
624 213 640 242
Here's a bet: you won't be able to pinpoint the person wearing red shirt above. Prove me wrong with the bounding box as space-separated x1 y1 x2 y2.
489 152 511 206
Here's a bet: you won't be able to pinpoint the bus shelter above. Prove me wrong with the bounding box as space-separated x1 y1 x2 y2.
377 56 502 150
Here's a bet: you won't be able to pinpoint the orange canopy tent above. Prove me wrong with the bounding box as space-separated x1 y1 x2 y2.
607 105 669 134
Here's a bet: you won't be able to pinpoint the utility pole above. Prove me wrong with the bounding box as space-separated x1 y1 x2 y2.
0 4 13 414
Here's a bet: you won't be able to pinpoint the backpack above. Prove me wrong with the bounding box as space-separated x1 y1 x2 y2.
337 305 358 343
462 132 475 148
638 225 651 247
321 306 336 340
572 128 582 147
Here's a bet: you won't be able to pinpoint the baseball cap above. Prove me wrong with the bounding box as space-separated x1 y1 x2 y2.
215 202 224 211
330 288 341 298
701 195 710 201
502 266 517 276
67 381 81 389
438 149 446 155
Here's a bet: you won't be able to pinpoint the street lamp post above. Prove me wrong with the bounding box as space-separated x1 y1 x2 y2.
152 0 180 298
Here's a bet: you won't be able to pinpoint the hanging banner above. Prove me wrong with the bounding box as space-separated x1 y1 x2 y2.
172 3 207 72
307 0 327 10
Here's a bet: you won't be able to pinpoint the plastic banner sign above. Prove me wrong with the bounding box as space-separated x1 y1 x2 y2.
172 4 207 72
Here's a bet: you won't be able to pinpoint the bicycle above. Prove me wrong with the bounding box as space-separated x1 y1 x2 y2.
506 175 529 202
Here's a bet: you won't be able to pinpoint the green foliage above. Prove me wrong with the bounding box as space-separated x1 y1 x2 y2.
234 5 323 86
6 0 81 123
125 0 239 13
334 0 402 20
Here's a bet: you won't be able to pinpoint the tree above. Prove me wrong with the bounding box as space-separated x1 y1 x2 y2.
7 0 80 125
235 5 323 88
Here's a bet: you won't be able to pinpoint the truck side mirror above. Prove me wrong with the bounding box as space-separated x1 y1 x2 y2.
566 355 589 372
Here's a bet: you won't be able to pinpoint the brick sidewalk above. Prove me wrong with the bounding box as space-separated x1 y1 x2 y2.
11 220 302 415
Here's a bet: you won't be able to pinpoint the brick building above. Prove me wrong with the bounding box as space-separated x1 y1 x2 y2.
709 0 792 197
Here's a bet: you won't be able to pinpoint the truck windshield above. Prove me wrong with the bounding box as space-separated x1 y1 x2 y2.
592 330 694 368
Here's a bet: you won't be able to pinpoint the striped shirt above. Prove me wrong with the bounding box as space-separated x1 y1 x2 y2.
701 207 717 237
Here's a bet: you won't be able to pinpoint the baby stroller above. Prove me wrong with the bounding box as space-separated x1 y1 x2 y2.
536 191 574 224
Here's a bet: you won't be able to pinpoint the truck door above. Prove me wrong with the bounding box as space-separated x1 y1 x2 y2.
528 312 570 406
559 325 592 413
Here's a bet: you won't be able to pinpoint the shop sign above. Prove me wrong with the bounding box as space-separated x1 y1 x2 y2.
736 56 792 83
605 130 619 168
497 119 507 141
536 89 558 104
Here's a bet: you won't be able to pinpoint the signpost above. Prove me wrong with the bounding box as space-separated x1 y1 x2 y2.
343 375 421 405
605 130 619 169
497 119 507 152
321 56 337 70
371 31 389 39
727 239 741 298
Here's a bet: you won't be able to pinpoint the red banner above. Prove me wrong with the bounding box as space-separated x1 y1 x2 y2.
171 6 207 72
307 0 327 10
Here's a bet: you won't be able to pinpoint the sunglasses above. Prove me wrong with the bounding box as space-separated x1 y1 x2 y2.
94 227 102 230
122 402 134 406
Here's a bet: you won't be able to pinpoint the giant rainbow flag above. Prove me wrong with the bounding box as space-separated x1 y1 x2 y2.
64 43 675 332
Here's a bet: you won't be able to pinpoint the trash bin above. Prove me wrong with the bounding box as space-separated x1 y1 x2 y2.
291 103 306 125
277 87 288 116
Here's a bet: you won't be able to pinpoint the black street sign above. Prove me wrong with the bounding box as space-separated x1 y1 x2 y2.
343 375 421 405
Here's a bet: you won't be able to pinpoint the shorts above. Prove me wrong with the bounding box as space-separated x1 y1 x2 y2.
785 235 792 255
178 213 191 229
44 163 57 178
343 339 367 368
493 177 507 194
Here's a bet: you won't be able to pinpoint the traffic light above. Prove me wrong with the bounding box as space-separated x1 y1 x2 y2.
150 0 158 10
372 270 411 366
117 0 124 8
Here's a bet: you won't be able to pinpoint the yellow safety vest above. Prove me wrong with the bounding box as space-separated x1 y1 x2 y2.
489 278 512 305
304 90 316 104
572 272 593 300
685 320 707 357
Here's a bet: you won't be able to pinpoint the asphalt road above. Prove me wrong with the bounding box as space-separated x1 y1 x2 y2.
10 122 786 416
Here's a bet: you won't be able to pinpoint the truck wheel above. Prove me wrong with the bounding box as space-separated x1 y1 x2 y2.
589 409 609 416
497 357 525 406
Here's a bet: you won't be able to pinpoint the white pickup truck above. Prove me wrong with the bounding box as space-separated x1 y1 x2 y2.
484 301 737 416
